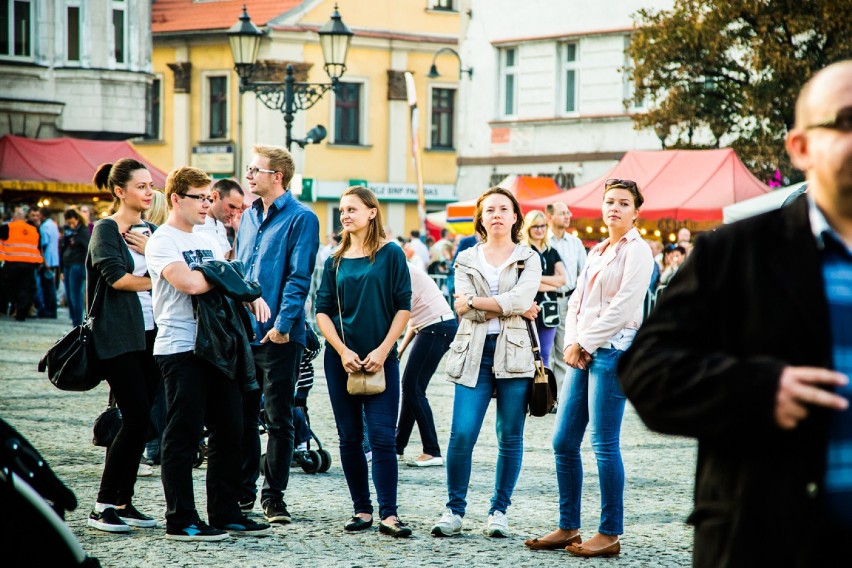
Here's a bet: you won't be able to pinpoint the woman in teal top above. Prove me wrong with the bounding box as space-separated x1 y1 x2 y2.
315 186 412 538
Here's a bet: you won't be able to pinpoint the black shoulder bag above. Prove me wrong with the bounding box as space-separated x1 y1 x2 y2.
518 260 558 417
38 279 103 391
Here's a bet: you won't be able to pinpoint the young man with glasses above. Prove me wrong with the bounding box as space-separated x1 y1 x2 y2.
619 61 852 565
235 145 320 524
146 166 271 541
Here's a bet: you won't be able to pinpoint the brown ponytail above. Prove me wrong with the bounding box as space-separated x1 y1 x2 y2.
92 159 148 214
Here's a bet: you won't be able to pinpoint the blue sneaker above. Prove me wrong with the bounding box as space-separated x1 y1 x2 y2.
165 521 229 541
214 516 273 537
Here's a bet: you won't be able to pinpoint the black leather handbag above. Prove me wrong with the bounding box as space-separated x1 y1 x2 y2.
526 317 558 417
38 282 103 392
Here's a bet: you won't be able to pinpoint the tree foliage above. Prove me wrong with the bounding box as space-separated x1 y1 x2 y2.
628 0 852 182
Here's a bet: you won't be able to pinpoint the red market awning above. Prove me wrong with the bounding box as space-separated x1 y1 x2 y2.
0 135 168 195
521 149 770 222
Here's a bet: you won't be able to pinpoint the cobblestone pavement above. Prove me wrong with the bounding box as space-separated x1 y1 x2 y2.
0 311 696 567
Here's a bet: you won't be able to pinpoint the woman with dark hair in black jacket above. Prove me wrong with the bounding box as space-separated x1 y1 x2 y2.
85 159 161 533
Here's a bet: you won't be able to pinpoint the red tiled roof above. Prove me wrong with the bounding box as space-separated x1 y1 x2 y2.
152 0 303 34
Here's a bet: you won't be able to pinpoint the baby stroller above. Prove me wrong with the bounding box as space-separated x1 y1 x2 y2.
259 325 331 474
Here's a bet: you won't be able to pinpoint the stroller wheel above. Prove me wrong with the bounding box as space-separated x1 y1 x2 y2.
300 450 321 474
193 442 206 468
318 449 332 473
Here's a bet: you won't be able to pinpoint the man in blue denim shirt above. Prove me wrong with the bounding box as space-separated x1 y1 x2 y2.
235 144 320 524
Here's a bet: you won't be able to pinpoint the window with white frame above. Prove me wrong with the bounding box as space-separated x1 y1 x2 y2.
0 0 33 58
145 76 162 140
112 0 127 65
333 82 363 145
65 1 81 63
499 47 518 117
205 74 229 140
623 35 646 110
430 87 455 149
562 42 579 114
431 0 454 10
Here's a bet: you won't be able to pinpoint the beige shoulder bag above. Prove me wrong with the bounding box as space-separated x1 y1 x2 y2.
337 266 386 396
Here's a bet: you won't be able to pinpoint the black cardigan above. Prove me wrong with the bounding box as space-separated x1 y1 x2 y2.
619 197 836 566
85 218 157 360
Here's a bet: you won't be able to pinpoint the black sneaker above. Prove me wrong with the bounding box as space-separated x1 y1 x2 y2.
238 496 256 512
88 507 131 533
214 516 273 537
165 521 229 542
116 503 158 528
262 498 291 524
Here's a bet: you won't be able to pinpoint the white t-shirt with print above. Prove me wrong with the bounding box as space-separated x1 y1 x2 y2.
146 224 223 355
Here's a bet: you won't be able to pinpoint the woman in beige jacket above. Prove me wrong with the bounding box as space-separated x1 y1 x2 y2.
430 187 541 539
525 179 653 558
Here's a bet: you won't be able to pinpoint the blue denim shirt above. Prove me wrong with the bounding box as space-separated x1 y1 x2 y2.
235 191 319 347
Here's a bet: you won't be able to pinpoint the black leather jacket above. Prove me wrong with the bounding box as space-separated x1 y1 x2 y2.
192 260 261 392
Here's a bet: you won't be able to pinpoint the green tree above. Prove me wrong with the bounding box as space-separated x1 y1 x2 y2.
627 0 852 182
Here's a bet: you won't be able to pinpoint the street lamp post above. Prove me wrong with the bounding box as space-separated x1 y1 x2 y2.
227 4 353 151
427 47 472 79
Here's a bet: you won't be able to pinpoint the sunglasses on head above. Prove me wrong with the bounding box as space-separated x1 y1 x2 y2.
805 106 852 132
605 178 638 190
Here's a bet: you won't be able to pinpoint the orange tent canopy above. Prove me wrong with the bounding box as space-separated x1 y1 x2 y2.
0 135 167 194
521 149 770 222
446 175 562 233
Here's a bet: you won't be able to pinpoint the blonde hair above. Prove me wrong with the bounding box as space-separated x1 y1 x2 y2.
252 144 296 189
521 209 550 251
332 186 386 266
146 189 168 225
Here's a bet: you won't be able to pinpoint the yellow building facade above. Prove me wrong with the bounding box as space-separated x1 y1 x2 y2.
137 0 462 239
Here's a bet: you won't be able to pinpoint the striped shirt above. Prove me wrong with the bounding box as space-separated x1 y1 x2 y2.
811 198 852 526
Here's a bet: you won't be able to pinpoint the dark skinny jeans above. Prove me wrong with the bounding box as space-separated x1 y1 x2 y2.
97 330 160 506
396 318 457 457
325 348 401 520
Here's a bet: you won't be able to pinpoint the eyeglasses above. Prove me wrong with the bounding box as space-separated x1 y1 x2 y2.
805 106 852 132
179 193 214 204
246 166 278 177
605 178 638 190
530 224 548 230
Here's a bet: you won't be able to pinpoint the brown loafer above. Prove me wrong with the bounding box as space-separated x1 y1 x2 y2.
524 532 581 550
566 539 620 558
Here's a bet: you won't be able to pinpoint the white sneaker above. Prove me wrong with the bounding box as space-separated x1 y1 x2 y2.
137 463 153 477
408 456 444 468
485 510 510 537
431 508 463 537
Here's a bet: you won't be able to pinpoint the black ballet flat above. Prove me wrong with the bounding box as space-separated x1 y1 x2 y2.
379 519 413 538
344 516 373 532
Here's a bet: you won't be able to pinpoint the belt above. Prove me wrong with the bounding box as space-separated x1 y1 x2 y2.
416 312 455 333
552 290 574 298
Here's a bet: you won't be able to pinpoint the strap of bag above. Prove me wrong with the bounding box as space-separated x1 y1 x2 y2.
85 276 104 322
517 261 547 373
335 266 348 349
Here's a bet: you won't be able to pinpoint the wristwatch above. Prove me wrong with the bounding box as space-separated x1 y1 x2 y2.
467 296 475 310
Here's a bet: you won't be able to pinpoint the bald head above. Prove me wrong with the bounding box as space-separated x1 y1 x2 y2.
794 60 852 129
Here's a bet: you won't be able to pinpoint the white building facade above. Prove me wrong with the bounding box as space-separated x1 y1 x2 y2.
453 0 673 199
0 0 153 139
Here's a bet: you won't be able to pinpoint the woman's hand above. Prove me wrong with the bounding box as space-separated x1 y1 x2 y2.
453 293 470 315
564 343 592 370
340 348 364 373
361 347 388 373
245 297 271 323
124 231 149 254
522 301 541 321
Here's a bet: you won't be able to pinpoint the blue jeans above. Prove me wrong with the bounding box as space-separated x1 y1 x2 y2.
63 263 85 327
325 348 401 519
445 335 531 516
396 318 457 457
552 347 627 535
